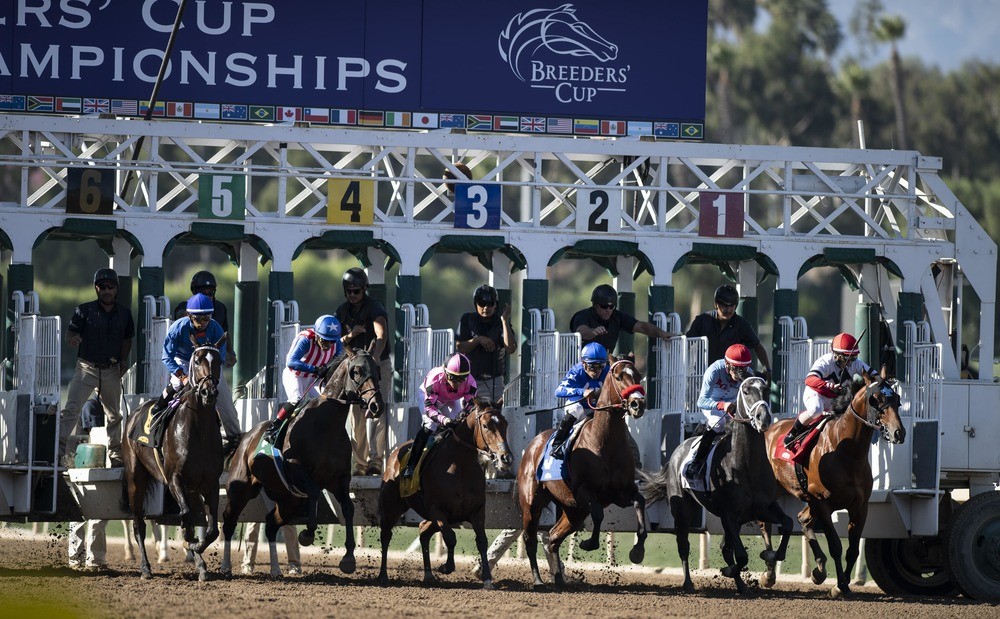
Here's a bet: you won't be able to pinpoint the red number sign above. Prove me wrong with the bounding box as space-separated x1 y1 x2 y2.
698 192 743 238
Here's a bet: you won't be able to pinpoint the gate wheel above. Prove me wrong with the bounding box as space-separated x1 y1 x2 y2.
864 537 958 596
946 490 1000 603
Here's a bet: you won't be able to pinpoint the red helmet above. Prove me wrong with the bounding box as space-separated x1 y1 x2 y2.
725 344 752 367
832 333 860 355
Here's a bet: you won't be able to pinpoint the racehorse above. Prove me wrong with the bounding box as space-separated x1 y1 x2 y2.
763 368 905 597
638 376 792 594
517 356 648 588
499 4 618 81
122 335 226 581
378 398 512 589
219 346 384 577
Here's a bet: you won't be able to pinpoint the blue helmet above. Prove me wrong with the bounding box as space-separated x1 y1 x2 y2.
186 293 214 315
581 342 608 363
314 315 342 341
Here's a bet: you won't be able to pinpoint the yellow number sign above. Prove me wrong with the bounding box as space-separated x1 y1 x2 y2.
327 178 374 225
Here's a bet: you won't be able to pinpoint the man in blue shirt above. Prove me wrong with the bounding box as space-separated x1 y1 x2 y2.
550 342 609 459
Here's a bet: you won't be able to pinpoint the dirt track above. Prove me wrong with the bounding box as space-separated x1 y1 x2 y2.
0 530 995 618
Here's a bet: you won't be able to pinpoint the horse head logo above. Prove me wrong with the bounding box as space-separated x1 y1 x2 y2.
498 4 619 82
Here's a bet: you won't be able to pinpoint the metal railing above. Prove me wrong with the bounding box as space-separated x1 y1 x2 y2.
902 320 942 421
141 295 171 396
651 312 687 414
685 337 708 425
271 300 300 403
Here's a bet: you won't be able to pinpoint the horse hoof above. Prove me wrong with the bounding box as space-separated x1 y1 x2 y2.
377 573 389 587
578 538 599 552
198 571 208 582
629 545 645 564
483 579 494 591
140 570 153 580
681 582 695 594
760 549 777 563
811 567 827 585
720 566 736 578
338 556 357 575
759 571 775 589
830 585 850 598
298 530 315 546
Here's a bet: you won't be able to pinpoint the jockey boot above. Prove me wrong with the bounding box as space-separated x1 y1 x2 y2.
263 401 297 445
784 419 807 447
687 428 718 479
150 384 177 418
402 427 430 479
550 415 577 460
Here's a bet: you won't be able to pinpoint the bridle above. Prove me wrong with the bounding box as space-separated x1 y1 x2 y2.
727 376 770 430
188 345 221 406
589 359 645 415
449 405 510 466
848 378 899 440
342 352 381 412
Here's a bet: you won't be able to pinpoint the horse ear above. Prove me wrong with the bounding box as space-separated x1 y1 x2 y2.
496 395 504 407
214 332 228 349
626 352 635 362
879 363 890 380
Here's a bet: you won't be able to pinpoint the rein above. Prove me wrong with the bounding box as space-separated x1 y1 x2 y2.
728 376 768 425
447 409 492 459
589 359 646 413
187 344 221 400
847 380 892 431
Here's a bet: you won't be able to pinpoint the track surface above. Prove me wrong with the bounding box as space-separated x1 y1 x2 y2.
0 531 995 618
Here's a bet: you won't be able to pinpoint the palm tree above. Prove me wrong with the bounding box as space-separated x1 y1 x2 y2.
838 61 872 147
874 15 908 149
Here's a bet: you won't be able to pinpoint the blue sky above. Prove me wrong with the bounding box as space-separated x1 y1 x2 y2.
827 0 1000 71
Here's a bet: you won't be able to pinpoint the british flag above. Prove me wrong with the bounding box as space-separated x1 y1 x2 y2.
83 98 110 114
520 117 545 132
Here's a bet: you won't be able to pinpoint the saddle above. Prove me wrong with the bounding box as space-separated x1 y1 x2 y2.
128 397 181 450
537 419 587 483
681 433 724 493
398 434 442 498
774 416 830 465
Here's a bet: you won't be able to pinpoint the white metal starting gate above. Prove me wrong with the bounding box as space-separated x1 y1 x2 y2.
142 295 172 396
399 303 454 407
273 300 301 403
684 336 708 428
776 316 832 418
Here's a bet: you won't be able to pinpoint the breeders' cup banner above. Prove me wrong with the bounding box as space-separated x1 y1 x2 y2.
0 0 707 139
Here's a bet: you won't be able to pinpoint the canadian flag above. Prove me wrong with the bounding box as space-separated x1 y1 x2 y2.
276 106 302 122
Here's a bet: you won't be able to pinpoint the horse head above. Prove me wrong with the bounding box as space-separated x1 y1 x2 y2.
462 397 512 473
340 345 385 419
859 367 905 444
736 376 771 433
597 355 646 419
187 333 224 409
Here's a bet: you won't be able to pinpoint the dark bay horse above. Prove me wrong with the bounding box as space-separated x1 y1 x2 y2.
220 346 384 577
122 335 226 581
378 398 512 589
638 376 792 594
517 356 648 588
764 368 905 597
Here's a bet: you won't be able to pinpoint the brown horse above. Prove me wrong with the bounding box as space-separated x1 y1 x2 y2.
378 398 512 589
220 346 384 577
517 356 648 588
763 367 905 597
122 335 226 581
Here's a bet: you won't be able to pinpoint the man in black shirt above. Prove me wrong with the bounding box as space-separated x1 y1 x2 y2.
59 268 135 468
171 270 242 453
686 284 770 372
570 284 675 355
456 285 516 402
336 267 392 476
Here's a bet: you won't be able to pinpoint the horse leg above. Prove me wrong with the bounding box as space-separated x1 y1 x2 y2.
719 515 749 594
417 520 440 585
377 483 405 586
576 487 603 552
123 520 136 562
470 506 493 590
127 464 154 579
627 485 647 564
437 525 456 575
264 509 284 578
220 479 260 576
757 520 778 589
799 504 827 584
670 495 696 593
329 476 357 574
832 503 868 598
522 493 548 588
545 508 587 588
185 492 210 582
155 524 169 564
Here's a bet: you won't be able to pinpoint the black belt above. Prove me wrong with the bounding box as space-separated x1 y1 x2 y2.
81 359 115 369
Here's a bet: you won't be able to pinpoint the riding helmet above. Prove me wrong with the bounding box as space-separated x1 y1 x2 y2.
725 344 752 367
444 353 471 379
93 268 119 286
313 315 342 341
186 293 215 315
590 284 617 306
832 332 860 355
190 270 217 293
714 284 739 306
473 284 498 307
581 342 608 364
342 267 368 290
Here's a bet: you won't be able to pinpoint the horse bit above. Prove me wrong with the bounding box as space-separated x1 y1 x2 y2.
727 376 768 425
849 379 899 434
589 359 646 414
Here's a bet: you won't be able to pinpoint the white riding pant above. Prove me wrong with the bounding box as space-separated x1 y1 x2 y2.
797 387 832 424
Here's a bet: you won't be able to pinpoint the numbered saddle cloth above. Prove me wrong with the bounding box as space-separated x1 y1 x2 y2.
398 434 441 498
128 398 180 450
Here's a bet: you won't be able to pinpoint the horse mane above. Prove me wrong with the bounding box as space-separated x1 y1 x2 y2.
829 377 865 415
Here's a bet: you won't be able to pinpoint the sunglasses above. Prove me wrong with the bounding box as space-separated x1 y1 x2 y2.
197 287 217 296
717 302 737 309
477 301 497 308
345 288 363 295
584 362 607 371
189 314 212 322
598 303 615 310
97 283 118 290
445 372 466 382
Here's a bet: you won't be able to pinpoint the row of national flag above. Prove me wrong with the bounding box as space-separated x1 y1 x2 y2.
0 94 704 139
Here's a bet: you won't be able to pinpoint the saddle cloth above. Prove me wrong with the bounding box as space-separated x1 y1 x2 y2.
680 435 722 493
128 398 180 450
536 419 586 482
398 434 441 498
252 432 307 498
773 416 830 465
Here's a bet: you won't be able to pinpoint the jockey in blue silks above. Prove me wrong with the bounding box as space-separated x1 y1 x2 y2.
550 342 609 459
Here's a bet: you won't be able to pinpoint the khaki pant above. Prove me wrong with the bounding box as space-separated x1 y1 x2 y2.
347 358 392 474
59 360 124 461
68 520 107 567
242 522 300 571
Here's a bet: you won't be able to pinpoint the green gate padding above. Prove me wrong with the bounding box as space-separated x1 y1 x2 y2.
520 279 548 414
294 229 401 269
647 284 674 410
798 248 903 290
771 289 798 412
234 280 261 391
33 218 143 259
672 242 777 283
165 222 272 266
420 234 526 273
394 274 421 403
548 239 653 279
265 271 294 399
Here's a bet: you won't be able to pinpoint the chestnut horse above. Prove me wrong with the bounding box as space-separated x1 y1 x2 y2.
764 368 905 597
122 336 226 581
517 356 648 588
220 346 384 577
378 398 512 589
639 376 792 594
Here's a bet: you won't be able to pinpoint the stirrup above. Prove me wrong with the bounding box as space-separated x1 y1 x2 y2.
401 466 415 479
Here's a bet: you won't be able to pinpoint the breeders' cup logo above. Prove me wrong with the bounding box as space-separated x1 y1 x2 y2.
498 4 629 103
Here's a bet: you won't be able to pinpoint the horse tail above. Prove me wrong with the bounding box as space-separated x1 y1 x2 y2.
636 466 671 505
119 473 131 514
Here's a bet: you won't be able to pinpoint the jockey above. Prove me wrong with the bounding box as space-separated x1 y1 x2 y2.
784 332 879 447
264 315 343 444
687 344 753 479
550 342 609 459
150 293 227 421
402 353 478 479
